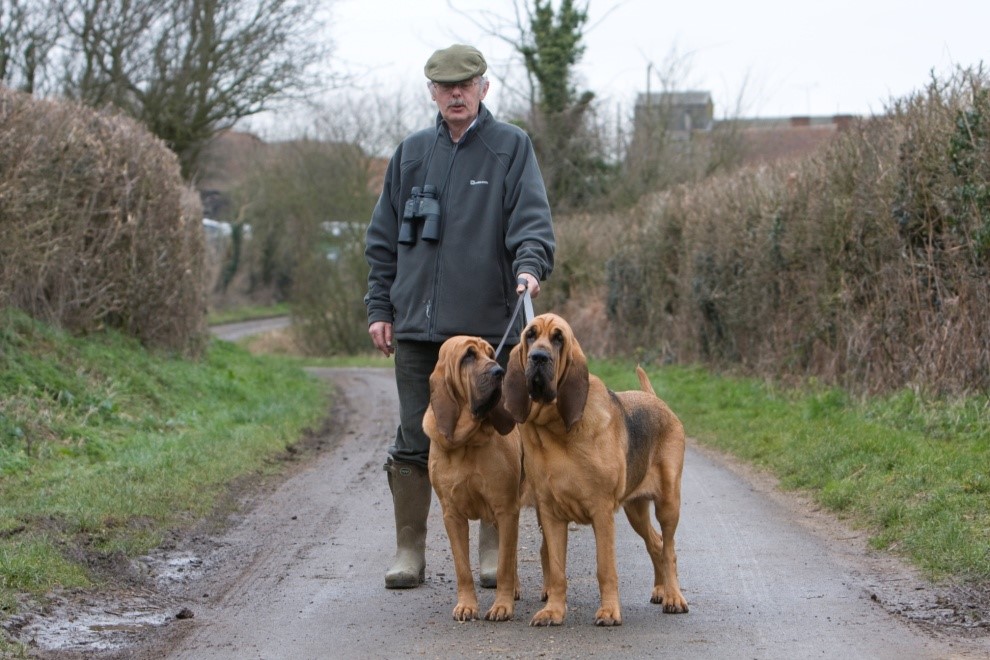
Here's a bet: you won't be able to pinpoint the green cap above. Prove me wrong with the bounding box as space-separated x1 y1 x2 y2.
424 44 487 83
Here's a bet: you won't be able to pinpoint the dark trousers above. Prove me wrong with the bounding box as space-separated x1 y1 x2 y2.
389 339 512 468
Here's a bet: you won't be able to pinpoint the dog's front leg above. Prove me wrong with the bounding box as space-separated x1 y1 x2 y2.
530 514 568 626
591 510 622 626
485 512 519 621
441 511 479 621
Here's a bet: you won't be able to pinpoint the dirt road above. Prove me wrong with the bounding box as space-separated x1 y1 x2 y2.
20 366 989 659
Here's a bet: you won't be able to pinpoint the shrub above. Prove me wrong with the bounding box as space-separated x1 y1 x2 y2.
0 87 206 355
605 66 990 395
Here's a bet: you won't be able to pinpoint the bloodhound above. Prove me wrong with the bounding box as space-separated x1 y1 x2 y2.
503 313 689 626
423 336 524 622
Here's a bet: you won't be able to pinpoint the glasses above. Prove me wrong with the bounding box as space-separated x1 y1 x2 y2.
431 79 480 93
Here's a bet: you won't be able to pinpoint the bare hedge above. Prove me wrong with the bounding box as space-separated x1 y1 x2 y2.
0 86 207 355
607 67 990 395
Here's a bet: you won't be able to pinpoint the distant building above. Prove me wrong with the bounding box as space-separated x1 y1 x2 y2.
632 90 858 166
635 91 715 135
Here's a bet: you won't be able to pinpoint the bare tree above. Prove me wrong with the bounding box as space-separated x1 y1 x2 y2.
0 0 60 93
455 0 619 211
54 0 332 178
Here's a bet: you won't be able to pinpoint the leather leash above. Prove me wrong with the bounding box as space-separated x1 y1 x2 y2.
494 277 534 360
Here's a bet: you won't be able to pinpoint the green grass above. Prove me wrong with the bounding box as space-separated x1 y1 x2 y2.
0 308 329 617
593 361 990 582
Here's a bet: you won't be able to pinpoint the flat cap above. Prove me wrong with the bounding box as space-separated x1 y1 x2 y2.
424 44 487 83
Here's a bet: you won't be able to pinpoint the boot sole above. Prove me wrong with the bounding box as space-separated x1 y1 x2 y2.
385 567 426 589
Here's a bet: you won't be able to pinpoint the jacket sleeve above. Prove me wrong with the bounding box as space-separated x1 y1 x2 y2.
364 149 401 325
503 132 555 281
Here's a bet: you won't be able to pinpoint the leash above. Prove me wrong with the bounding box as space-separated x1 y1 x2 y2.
493 277 534 360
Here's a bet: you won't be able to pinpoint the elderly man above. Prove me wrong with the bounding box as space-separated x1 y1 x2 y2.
364 44 556 589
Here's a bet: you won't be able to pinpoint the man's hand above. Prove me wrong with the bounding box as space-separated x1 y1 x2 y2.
368 321 394 357
516 272 540 298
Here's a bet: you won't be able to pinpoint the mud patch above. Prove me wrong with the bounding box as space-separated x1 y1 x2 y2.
9 588 175 655
3 548 211 657
875 582 990 631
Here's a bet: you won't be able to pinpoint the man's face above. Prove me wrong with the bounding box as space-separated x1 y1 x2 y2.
430 77 489 128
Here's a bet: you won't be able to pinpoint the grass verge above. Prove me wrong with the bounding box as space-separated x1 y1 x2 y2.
594 361 990 583
0 309 329 628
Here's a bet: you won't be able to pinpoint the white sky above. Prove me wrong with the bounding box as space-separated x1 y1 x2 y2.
321 0 988 121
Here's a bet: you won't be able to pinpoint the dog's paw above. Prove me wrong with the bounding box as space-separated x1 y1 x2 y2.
594 605 622 626
484 602 514 622
452 603 480 621
529 605 565 626
653 589 688 613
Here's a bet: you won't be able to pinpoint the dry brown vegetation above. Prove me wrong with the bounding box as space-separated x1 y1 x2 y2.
0 87 207 355
589 66 990 395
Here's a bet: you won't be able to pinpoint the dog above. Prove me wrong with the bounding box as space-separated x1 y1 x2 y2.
502 313 689 626
423 335 524 622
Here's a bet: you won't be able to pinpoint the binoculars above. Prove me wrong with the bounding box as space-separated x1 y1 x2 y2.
398 185 441 245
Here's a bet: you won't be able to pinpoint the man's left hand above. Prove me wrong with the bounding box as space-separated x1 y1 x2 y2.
516 272 540 298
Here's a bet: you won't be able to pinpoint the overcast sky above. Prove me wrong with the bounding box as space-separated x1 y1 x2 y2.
323 0 988 121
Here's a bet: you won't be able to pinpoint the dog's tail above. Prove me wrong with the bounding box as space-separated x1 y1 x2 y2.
636 365 657 396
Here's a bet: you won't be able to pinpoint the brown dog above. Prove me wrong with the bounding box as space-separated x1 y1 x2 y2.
423 336 523 622
503 313 689 626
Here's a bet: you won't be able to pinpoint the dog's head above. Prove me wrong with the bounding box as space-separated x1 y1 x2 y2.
502 313 589 432
427 336 516 444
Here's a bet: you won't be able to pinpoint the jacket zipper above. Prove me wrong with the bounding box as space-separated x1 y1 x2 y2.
428 137 460 338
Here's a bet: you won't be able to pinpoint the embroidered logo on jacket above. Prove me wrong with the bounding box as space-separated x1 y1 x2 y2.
469 179 489 186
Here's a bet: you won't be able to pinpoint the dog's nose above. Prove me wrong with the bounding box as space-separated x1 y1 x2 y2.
529 349 551 364
490 364 505 378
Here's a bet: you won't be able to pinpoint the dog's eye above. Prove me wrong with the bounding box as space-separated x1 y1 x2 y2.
461 349 476 366
551 329 564 346
525 327 537 343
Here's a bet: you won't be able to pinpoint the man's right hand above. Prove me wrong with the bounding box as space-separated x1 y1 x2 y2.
369 321 394 357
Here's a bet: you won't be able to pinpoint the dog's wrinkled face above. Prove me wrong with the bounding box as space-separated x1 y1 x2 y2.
429 336 516 442
503 314 589 431
438 336 504 417
521 315 567 404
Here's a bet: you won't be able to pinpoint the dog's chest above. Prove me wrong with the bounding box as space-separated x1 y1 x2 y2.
521 428 623 520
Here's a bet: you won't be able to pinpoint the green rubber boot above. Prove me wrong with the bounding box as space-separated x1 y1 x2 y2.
384 458 431 589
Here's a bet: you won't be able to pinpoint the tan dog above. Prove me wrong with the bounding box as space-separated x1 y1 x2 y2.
503 313 689 626
423 336 523 622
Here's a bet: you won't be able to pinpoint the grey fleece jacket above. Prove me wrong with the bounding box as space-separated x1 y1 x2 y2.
364 103 555 345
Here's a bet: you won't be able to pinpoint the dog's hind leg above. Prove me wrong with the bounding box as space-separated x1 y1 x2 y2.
654 480 689 613
623 499 665 602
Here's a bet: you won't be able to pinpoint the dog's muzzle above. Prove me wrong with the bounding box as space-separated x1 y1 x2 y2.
472 365 505 417
525 348 556 403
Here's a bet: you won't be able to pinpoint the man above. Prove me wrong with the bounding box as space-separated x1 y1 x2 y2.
364 44 555 589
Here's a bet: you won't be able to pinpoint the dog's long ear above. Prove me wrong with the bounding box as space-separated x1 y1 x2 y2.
428 365 459 440
487 398 517 436
502 342 532 423
556 338 589 432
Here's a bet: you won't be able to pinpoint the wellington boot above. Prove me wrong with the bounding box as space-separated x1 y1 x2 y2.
384 458 431 589
478 520 499 588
